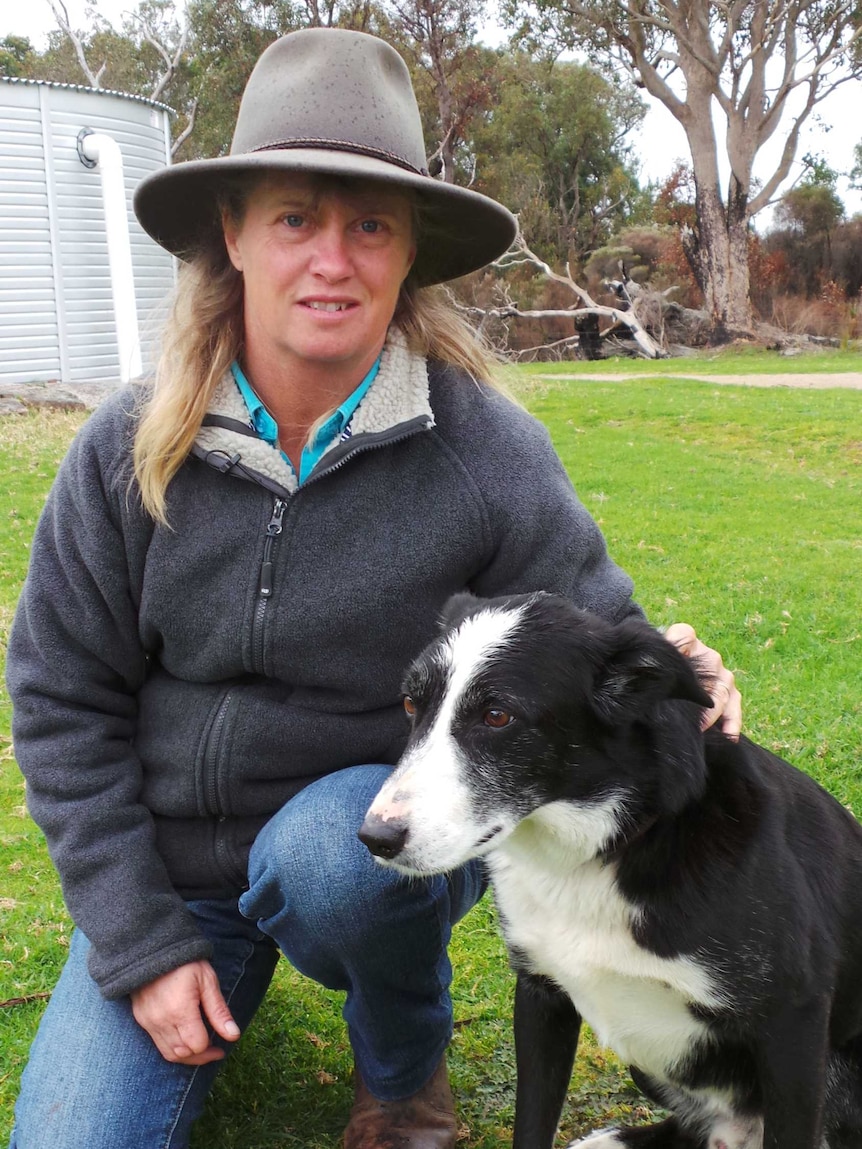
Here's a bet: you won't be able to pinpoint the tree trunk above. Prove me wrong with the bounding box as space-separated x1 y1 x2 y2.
684 179 753 339
673 72 755 339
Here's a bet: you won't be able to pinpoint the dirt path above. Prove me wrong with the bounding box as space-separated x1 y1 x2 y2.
535 372 862 390
2 372 861 417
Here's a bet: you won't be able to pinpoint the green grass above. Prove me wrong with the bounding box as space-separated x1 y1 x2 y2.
512 344 862 377
1 375 860 1145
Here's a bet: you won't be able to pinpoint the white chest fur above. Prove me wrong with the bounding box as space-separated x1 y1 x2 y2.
488 801 728 1079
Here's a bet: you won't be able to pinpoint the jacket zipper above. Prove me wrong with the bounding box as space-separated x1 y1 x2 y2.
300 421 432 490
244 421 430 671
202 689 247 885
251 496 287 671
204 688 233 816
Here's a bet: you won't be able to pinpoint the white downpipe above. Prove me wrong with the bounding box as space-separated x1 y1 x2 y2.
80 132 143 383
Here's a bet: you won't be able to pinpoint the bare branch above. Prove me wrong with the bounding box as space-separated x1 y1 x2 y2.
491 230 666 358
170 96 198 156
48 0 106 88
125 11 190 104
0 991 52 1009
509 334 582 360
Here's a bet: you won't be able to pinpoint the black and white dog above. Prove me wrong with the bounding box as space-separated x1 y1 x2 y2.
359 592 862 1149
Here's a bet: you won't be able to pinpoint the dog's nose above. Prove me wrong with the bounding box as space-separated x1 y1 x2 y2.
358 813 409 860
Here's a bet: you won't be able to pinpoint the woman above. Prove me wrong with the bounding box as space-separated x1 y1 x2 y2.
6 27 739 1149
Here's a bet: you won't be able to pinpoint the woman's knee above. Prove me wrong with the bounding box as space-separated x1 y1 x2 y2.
241 765 404 941
240 765 488 992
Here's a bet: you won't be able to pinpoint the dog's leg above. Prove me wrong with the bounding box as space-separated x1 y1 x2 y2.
512 971 581 1149
754 996 831 1149
824 1035 862 1148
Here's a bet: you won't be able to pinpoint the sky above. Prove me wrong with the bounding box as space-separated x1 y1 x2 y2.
633 79 862 225
5 0 861 224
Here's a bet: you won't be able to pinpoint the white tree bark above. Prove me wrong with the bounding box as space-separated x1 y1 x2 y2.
48 0 106 88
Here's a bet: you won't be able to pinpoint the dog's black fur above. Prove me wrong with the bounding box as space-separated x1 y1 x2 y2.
361 592 862 1149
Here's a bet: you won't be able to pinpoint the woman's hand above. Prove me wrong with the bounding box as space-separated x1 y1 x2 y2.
664 623 742 739
130 960 240 1065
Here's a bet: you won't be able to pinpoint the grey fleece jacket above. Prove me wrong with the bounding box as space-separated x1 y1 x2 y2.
7 329 639 1000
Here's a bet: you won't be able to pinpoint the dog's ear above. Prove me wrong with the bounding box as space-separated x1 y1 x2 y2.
592 625 713 725
438 592 482 634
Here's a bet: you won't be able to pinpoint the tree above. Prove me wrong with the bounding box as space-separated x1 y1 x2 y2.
0 35 36 77
377 0 493 184
832 218 862 296
470 51 647 267
770 159 845 294
776 179 844 242
45 0 110 88
851 142 862 190
507 0 862 337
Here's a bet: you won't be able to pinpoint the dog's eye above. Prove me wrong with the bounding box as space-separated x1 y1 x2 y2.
483 708 513 728
403 696 417 717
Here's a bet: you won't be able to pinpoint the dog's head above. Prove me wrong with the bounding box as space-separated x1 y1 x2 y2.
359 592 713 875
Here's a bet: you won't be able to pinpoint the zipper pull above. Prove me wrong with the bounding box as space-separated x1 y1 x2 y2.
266 497 287 536
259 497 287 597
260 561 274 597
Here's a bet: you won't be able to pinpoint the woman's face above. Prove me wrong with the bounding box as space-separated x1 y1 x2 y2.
223 173 416 384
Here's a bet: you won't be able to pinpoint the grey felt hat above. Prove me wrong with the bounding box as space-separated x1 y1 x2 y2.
133 28 517 285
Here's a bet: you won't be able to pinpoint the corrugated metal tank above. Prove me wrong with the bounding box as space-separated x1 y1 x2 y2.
0 77 175 385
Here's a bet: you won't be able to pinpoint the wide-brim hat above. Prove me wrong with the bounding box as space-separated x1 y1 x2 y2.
133 28 517 286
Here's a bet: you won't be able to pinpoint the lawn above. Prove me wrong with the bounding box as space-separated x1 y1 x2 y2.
1 371 860 1146
512 344 862 377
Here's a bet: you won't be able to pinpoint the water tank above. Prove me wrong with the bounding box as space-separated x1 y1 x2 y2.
0 77 175 385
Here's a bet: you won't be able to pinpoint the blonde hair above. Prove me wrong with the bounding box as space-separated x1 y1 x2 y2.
133 176 502 523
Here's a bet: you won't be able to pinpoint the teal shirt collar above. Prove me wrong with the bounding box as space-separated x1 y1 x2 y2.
230 357 381 483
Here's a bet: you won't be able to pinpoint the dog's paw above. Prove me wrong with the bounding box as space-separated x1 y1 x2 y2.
707 1115 763 1149
565 1131 626 1148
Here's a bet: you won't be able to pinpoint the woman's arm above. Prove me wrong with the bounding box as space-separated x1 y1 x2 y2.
6 400 212 1000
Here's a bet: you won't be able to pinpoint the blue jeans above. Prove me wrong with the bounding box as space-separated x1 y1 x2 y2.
9 765 486 1149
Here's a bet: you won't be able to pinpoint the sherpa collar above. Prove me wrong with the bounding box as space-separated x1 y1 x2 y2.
193 326 433 494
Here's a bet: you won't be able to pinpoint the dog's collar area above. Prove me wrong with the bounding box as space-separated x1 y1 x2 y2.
600 812 660 860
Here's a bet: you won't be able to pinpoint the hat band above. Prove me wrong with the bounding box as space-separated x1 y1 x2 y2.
249 137 430 178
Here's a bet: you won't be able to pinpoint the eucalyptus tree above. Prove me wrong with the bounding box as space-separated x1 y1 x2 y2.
0 35 37 78
470 50 646 267
376 0 494 184
506 0 862 336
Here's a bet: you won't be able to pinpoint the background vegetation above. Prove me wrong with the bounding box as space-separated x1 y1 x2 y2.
2 360 860 1144
2 0 862 341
